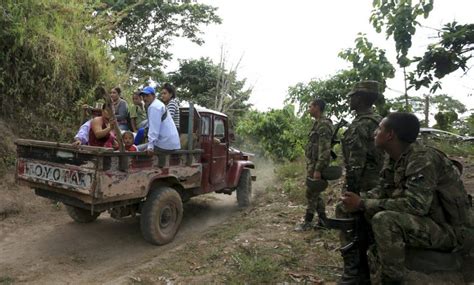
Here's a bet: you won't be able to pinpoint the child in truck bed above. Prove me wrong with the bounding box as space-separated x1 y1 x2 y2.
122 131 137 152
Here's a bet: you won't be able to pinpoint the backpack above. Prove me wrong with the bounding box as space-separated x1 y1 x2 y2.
429 147 471 228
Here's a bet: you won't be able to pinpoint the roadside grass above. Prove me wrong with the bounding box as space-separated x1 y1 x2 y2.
0 276 14 285
227 245 281 284
274 159 307 205
422 140 474 161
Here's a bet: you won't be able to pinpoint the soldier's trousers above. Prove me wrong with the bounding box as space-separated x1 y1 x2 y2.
369 210 458 281
335 201 353 245
306 186 325 216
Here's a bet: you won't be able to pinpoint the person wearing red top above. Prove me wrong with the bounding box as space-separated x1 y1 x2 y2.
89 105 116 148
122 131 137 152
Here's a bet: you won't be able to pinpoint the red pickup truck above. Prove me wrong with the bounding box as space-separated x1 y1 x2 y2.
15 106 255 245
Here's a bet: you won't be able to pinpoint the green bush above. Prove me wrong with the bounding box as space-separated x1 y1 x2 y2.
236 106 310 162
0 0 123 142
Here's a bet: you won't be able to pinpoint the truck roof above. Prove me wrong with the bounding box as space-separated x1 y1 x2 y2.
180 105 227 118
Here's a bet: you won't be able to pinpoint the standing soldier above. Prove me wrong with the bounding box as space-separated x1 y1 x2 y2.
337 80 384 284
295 98 334 231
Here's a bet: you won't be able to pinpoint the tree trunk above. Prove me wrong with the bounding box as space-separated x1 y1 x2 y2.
424 94 430 127
403 67 409 111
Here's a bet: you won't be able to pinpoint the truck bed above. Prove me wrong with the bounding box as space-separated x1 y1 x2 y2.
16 139 203 209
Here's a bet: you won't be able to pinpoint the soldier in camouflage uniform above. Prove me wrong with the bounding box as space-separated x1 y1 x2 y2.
342 112 470 284
295 98 334 231
337 80 384 284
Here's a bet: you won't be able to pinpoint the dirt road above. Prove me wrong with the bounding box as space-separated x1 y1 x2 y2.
0 187 241 284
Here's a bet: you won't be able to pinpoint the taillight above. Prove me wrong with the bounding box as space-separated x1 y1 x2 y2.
17 160 25 175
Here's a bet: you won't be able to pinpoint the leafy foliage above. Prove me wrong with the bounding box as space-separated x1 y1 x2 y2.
338 34 396 88
433 111 459 131
90 0 221 84
457 113 474 136
236 106 309 161
409 22 474 93
286 70 358 118
387 94 466 128
169 57 252 121
429 95 466 131
287 36 395 117
370 0 434 67
0 0 122 141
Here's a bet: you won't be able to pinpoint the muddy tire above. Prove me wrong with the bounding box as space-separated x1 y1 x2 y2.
237 169 252 207
140 186 183 245
65 205 100 223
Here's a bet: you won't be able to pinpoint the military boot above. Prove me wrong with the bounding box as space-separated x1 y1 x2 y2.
294 212 314 231
314 212 328 230
337 249 370 285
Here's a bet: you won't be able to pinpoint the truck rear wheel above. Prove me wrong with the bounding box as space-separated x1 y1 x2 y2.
140 186 183 245
65 205 100 223
237 169 252 207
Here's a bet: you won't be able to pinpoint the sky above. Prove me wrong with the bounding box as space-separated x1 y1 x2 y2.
165 0 474 114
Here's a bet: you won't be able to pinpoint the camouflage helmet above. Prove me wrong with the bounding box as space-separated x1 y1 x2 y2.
347 80 381 97
306 177 328 192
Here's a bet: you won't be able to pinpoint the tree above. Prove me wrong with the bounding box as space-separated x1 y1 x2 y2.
409 22 474 93
287 36 394 117
370 0 434 68
90 1 221 84
286 70 358 118
169 57 252 121
387 94 466 127
338 34 396 88
433 111 458 131
236 105 309 161
370 0 434 110
457 113 474 136
338 35 396 115
0 0 122 141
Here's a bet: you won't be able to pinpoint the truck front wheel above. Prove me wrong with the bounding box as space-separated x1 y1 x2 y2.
65 205 100 223
140 186 183 245
237 169 252 207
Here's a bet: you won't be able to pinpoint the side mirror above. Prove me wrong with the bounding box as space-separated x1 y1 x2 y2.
229 131 235 142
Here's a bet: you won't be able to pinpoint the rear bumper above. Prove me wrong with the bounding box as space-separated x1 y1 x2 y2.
34 188 142 212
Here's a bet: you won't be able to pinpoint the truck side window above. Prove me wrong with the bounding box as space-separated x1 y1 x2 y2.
201 116 210 136
214 117 225 141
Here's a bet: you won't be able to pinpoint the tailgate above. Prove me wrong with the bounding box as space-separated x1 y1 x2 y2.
17 158 95 195
16 140 100 196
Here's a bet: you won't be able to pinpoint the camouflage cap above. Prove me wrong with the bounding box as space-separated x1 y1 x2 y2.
347 80 381 97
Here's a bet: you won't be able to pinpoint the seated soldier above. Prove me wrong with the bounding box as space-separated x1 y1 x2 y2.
342 112 470 284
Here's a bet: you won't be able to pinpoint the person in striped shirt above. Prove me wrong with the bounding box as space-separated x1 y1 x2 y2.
160 83 180 132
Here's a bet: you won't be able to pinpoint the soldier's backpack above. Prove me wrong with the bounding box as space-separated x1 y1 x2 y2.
429 147 473 247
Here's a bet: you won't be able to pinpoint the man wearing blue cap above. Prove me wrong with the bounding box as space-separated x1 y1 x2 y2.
140 86 181 153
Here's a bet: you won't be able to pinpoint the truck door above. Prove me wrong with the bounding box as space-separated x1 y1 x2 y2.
210 116 227 185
